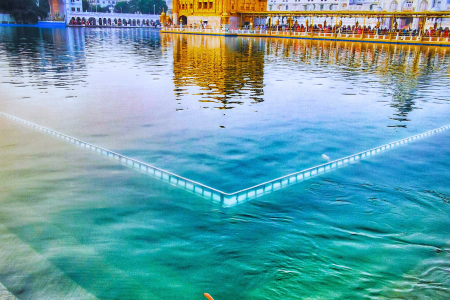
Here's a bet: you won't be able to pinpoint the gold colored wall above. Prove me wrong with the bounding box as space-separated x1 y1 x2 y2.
173 0 267 27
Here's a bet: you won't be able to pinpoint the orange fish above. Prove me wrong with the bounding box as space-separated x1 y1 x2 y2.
204 293 214 300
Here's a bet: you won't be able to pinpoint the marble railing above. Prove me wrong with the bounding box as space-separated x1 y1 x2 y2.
2 112 449 207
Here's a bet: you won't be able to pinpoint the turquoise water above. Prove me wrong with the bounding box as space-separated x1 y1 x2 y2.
0 27 450 299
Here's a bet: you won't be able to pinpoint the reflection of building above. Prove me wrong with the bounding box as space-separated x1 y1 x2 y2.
166 34 450 115
166 33 450 116
263 38 450 125
173 0 268 28
2 27 87 87
167 34 265 108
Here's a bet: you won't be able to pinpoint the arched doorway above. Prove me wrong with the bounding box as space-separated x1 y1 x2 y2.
433 0 442 9
400 1 414 28
420 0 428 10
88 17 96 25
133 19 136 26
118 18 122 26
180 15 187 25
390 1 399 11
137 20 141 26
402 0 414 11
98 18 102 26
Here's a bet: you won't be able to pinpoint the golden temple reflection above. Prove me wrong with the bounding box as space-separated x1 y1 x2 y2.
165 34 265 109
161 34 450 119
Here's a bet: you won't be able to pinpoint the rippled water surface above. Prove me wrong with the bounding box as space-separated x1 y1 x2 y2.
0 27 450 299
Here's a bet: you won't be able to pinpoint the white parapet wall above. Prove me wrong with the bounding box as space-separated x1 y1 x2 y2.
2 112 449 207
0 13 15 24
67 12 160 26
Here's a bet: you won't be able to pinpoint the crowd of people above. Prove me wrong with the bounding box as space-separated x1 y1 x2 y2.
237 24 450 37
69 18 160 28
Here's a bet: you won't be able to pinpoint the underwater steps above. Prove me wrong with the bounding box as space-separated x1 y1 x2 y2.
2 112 449 207
0 281 17 300
0 224 98 300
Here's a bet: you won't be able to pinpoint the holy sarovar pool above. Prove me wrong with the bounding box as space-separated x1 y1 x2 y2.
0 27 449 299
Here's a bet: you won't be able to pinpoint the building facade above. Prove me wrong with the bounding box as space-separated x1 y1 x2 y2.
172 0 268 28
49 0 82 18
267 0 450 12
265 0 450 29
49 0 130 19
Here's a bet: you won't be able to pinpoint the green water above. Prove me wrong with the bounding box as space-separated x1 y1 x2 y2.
0 27 449 299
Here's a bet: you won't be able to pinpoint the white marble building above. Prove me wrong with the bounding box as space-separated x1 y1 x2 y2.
266 0 450 29
268 0 352 12
48 0 82 18
267 0 449 12
49 0 137 19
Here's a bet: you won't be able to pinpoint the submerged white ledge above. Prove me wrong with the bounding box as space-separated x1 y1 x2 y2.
2 112 449 207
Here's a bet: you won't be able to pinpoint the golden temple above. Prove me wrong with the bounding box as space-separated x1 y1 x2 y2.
171 0 267 28
161 1 450 47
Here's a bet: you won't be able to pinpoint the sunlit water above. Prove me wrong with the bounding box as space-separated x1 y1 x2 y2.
0 27 450 299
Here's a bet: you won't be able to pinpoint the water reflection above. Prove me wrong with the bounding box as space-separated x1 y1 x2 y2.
1 28 450 300
0 27 87 89
0 27 165 92
262 39 450 127
1 27 449 125
4 111 449 207
83 28 164 66
162 34 450 125
166 34 265 108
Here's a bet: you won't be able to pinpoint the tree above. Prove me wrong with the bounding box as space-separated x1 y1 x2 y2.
114 1 130 13
114 0 167 14
82 0 89 12
137 0 168 15
0 0 47 23
128 0 139 13
39 0 50 14
93 5 108 13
